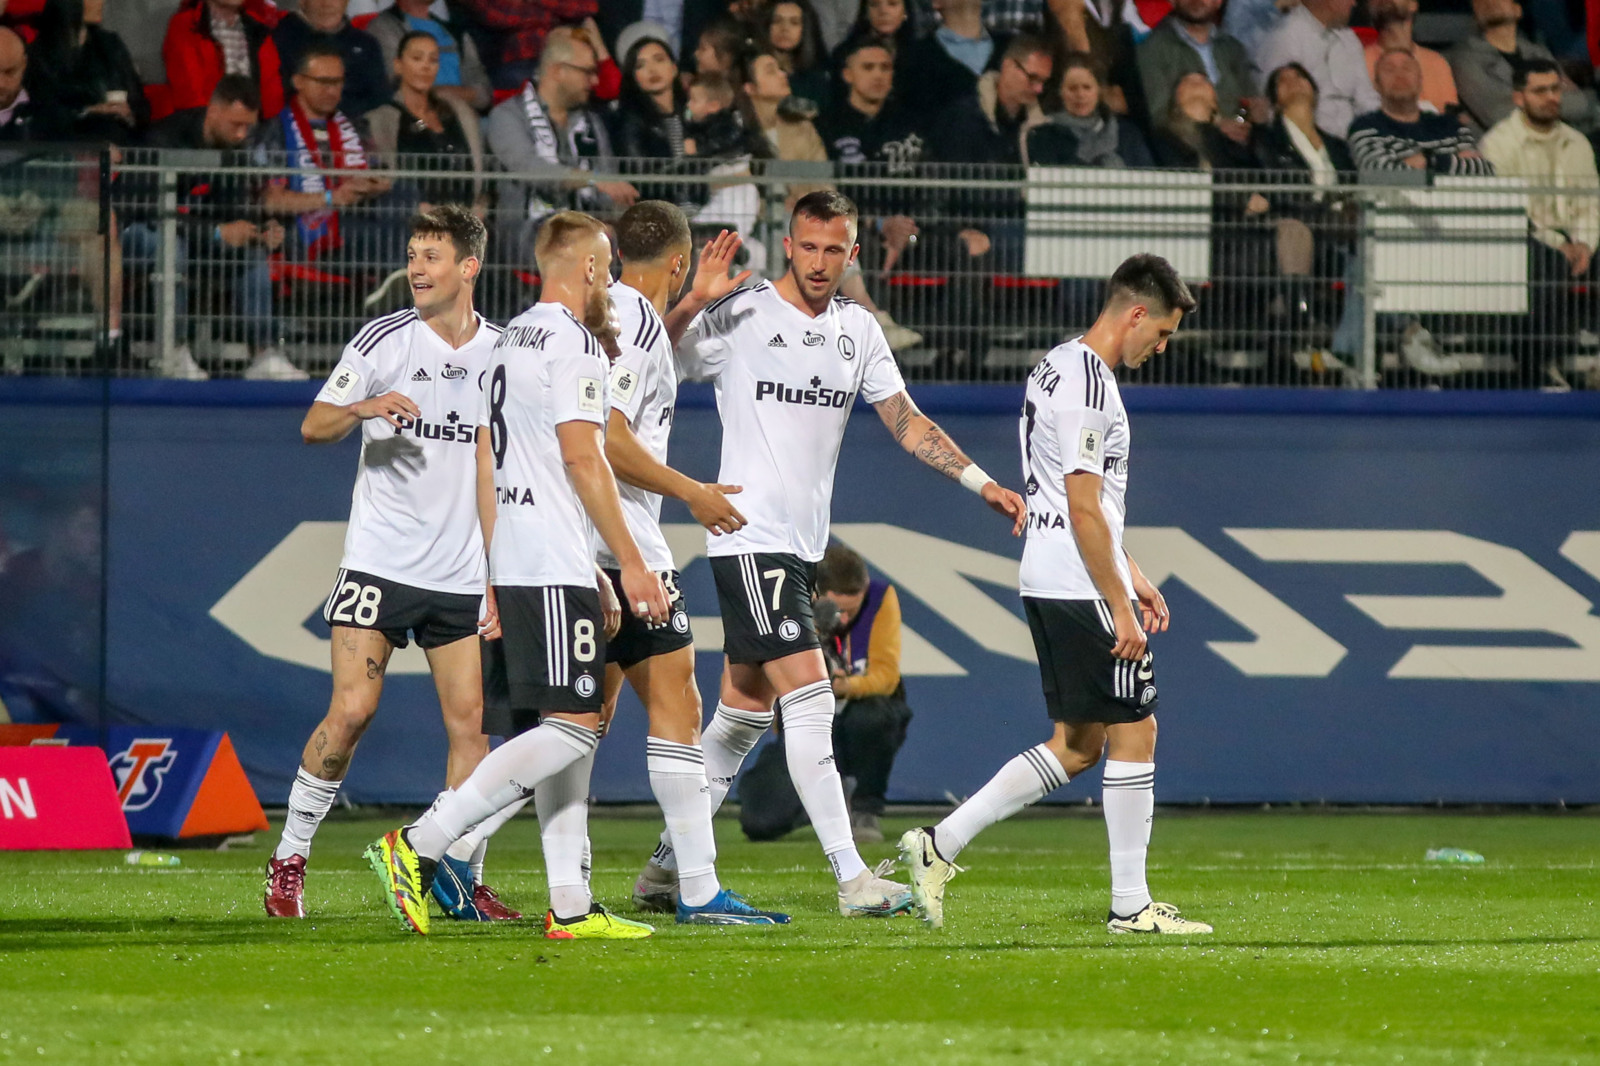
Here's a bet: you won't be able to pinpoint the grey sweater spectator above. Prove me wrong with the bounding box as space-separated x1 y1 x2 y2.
1447 0 1600 134
365 1 492 113
487 26 636 258
1254 0 1378 137
1349 51 1494 176
1138 0 1258 125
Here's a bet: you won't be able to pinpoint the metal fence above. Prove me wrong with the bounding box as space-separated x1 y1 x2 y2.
1 147 1595 389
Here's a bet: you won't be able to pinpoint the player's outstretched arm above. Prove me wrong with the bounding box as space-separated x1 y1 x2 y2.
1126 552 1170 634
663 229 751 347
874 390 1026 535
1065 472 1146 661
603 409 746 536
556 420 671 625
301 393 420 444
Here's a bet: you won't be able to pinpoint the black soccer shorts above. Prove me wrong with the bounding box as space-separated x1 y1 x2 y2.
710 552 820 665
321 567 480 650
481 585 605 737
1024 596 1159 725
603 568 693 668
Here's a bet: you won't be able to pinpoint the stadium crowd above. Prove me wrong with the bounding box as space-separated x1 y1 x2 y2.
0 0 1598 384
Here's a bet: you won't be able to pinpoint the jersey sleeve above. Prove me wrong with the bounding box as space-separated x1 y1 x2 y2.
548 349 608 428
1053 390 1114 478
608 336 653 425
857 317 906 404
675 298 735 382
314 340 383 406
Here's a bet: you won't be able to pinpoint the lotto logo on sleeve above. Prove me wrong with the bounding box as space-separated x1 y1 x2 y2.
325 366 360 402
1079 427 1101 463
578 378 602 413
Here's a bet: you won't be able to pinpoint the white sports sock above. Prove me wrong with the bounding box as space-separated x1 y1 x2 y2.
781 680 867 884
408 719 597 861
649 703 772 876
446 795 530 879
1103 760 1155 918
648 738 720 908
274 768 341 861
934 744 1069 860
536 748 595 920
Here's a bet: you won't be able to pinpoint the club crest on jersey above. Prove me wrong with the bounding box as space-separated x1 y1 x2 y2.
838 335 856 361
108 738 178 812
768 334 787 348
441 363 467 380
411 368 431 382
803 330 825 347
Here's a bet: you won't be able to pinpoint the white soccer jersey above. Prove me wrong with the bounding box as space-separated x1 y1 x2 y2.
677 282 905 562
1017 338 1135 601
315 308 498 595
598 280 678 573
481 301 610 589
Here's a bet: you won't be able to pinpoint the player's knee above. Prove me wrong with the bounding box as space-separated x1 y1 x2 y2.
324 696 379 739
1048 735 1102 778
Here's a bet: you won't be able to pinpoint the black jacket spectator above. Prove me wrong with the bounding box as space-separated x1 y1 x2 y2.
1026 108 1153 168
932 70 1040 169
1253 112 1355 173
898 29 1011 118
27 0 150 145
819 98 927 216
273 11 389 118
138 106 258 238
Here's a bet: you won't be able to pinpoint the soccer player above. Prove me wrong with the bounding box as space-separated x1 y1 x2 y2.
899 254 1214 935
633 191 1027 918
263 206 517 922
366 210 672 938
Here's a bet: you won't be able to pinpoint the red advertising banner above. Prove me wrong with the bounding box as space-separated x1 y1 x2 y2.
0 747 132 850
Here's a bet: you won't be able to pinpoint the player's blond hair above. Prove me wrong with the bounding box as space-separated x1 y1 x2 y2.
534 211 607 275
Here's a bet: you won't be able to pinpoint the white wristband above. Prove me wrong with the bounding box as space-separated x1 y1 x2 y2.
959 464 995 495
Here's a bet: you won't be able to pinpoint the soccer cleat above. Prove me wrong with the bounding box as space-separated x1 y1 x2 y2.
263 854 307 918
1107 901 1213 935
676 889 792 926
430 855 487 921
363 829 434 936
472 883 522 921
632 864 680 913
544 903 655 939
898 826 963 930
837 860 915 918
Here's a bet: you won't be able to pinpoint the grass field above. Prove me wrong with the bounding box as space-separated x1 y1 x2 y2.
3 811 1599 1065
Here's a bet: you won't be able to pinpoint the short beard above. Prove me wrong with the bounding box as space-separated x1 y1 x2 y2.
585 285 621 361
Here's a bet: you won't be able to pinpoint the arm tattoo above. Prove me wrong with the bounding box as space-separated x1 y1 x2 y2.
879 392 916 443
913 424 971 481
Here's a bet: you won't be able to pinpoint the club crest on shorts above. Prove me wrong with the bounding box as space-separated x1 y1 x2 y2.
575 674 597 698
672 611 689 633
779 619 802 641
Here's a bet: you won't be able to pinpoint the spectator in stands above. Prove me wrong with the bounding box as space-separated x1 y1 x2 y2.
488 25 634 263
1026 52 1154 167
764 0 830 112
1480 57 1599 386
253 43 392 380
364 0 492 113
1254 62 1355 177
163 0 284 119
1449 0 1600 135
595 0 732 61
1349 51 1495 175
0 25 62 139
1138 0 1260 139
129 75 277 381
27 0 149 145
687 71 765 157
453 0 598 91
367 31 486 214
274 0 389 118
1254 0 1378 136
609 22 690 160
1222 0 1291 62
692 17 752 78
1363 0 1457 115
741 48 830 206
815 543 913 845
1053 0 1150 123
830 0 916 70
899 0 1009 117
1152 71 1263 171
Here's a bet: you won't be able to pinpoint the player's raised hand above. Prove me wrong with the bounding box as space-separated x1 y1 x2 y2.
478 585 502 640
1110 606 1149 662
1132 572 1170 634
620 563 671 627
981 481 1027 536
691 230 752 304
596 569 623 638
352 391 420 429
687 481 746 536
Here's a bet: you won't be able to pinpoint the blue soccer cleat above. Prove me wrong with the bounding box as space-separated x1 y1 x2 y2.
429 854 488 921
676 888 792 926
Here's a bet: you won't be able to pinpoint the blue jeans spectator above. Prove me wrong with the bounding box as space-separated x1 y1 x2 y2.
121 222 275 349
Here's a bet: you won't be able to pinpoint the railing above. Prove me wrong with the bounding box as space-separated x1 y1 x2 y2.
0 148 1594 389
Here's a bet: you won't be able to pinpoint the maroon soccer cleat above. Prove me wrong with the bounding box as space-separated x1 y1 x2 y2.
472 883 522 921
264 854 307 918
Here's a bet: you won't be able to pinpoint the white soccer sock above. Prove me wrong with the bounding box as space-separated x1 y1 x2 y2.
934 744 1069 860
648 703 772 876
648 738 720 908
408 719 597 862
1103 760 1155 918
536 748 595 920
274 768 341 861
446 794 530 879
781 680 867 884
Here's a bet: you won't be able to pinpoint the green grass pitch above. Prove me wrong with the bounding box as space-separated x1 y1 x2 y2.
3 811 1598 1065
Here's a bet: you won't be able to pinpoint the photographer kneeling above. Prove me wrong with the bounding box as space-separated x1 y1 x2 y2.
738 544 913 844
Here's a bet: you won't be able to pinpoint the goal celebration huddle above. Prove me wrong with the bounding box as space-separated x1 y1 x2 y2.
265 189 1211 938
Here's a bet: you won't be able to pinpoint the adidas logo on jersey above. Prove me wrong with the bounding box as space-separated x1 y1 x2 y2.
768 334 787 348
411 368 431 382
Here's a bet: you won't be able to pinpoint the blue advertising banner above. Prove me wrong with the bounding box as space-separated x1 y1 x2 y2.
4 382 1599 806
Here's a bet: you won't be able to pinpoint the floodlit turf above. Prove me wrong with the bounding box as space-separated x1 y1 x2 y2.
3 812 1599 1065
